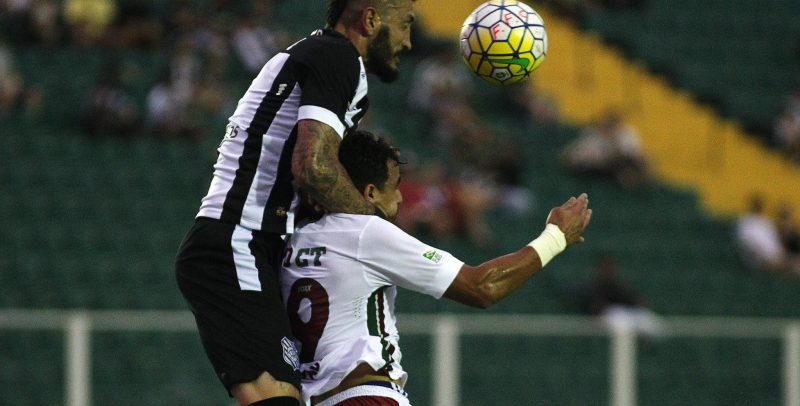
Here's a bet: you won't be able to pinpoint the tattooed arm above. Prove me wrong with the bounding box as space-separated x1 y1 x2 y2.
292 119 376 215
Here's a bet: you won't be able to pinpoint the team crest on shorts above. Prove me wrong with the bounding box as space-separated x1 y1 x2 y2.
281 337 300 371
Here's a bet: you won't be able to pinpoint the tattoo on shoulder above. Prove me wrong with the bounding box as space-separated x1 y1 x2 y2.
294 121 375 215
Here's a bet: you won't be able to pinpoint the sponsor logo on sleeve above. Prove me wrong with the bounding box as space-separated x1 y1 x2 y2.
422 249 442 263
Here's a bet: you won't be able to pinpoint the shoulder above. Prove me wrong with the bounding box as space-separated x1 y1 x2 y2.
356 217 424 256
287 29 361 69
304 215 407 242
293 215 408 247
360 216 407 237
294 213 374 235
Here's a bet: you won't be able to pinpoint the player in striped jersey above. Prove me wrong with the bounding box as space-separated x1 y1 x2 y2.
175 1 416 405
281 131 592 405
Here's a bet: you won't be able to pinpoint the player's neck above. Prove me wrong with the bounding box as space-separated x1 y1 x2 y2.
333 24 369 57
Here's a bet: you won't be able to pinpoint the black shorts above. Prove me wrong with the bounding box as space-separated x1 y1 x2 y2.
175 218 301 393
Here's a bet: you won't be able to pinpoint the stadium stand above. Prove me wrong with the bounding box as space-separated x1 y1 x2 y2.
0 331 64 404
580 0 800 138
1 1 799 404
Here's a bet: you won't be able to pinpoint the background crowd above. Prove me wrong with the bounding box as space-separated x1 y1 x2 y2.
1 0 798 277
1 2 799 403
1 0 290 139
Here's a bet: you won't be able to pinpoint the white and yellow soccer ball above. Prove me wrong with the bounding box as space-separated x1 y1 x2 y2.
459 0 548 85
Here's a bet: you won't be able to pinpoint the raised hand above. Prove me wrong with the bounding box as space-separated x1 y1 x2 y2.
546 193 593 246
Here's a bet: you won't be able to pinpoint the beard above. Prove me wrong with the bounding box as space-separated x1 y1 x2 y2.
365 25 400 83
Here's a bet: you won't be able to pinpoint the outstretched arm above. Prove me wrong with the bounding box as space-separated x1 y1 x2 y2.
443 193 592 309
292 119 375 215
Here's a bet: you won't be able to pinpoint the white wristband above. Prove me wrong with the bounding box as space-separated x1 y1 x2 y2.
528 224 567 267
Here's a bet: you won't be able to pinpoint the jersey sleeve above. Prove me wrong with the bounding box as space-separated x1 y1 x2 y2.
293 43 361 137
357 218 463 298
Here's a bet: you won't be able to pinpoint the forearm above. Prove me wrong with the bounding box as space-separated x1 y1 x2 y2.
293 121 375 215
468 247 543 308
445 224 567 309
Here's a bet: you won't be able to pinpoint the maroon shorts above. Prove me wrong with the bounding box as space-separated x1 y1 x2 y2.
336 396 400 405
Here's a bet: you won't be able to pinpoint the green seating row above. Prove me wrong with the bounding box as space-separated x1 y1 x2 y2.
2 2 798 404
581 0 800 131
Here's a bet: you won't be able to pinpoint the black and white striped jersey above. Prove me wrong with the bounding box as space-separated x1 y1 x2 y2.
197 29 370 233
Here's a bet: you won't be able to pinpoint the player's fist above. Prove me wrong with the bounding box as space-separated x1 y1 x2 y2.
546 193 592 246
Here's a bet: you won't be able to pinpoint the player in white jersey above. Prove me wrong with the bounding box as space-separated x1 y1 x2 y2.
175 2 417 405
281 131 593 405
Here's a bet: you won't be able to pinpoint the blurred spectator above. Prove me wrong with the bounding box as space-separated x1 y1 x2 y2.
32 0 63 45
561 109 649 189
107 0 164 48
429 101 474 146
231 3 288 75
2 0 63 46
167 35 203 111
541 0 645 18
777 202 800 272
509 82 561 125
455 118 534 213
231 16 281 74
395 159 496 248
734 193 797 275
188 13 230 60
144 69 200 139
409 54 538 237
578 255 665 338
0 36 42 117
774 89 800 164
191 56 232 116
396 161 465 242
63 0 117 47
429 101 535 213
589 0 646 10
80 62 139 137
167 11 230 99
407 41 473 124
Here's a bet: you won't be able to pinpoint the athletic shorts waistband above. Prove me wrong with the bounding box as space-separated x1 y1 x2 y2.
316 381 410 406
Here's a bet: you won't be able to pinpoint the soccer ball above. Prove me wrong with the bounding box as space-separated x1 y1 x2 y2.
459 0 548 86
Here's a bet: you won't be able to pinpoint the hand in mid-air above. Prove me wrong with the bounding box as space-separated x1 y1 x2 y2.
547 193 593 246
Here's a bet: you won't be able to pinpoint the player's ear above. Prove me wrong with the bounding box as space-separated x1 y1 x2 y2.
361 7 381 36
364 184 377 201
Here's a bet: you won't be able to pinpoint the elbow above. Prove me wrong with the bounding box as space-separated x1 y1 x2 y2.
472 284 500 309
293 155 330 192
293 166 314 191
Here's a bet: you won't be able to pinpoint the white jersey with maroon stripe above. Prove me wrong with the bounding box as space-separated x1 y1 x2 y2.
279 214 463 401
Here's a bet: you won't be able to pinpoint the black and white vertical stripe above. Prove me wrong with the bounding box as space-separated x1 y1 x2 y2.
198 53 301 233
197 31 369 234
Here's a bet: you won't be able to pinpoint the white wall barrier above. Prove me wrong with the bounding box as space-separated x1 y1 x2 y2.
1 310 798 406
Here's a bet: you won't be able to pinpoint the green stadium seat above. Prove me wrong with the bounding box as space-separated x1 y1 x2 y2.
0 332 64 405
582 0 800 132
2 8 800 402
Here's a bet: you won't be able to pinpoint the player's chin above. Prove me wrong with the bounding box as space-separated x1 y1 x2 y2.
376 66 400 83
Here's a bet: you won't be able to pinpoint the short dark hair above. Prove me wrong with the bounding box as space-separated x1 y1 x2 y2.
327 0 410 28
338 130 402 192
326 0 350 28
